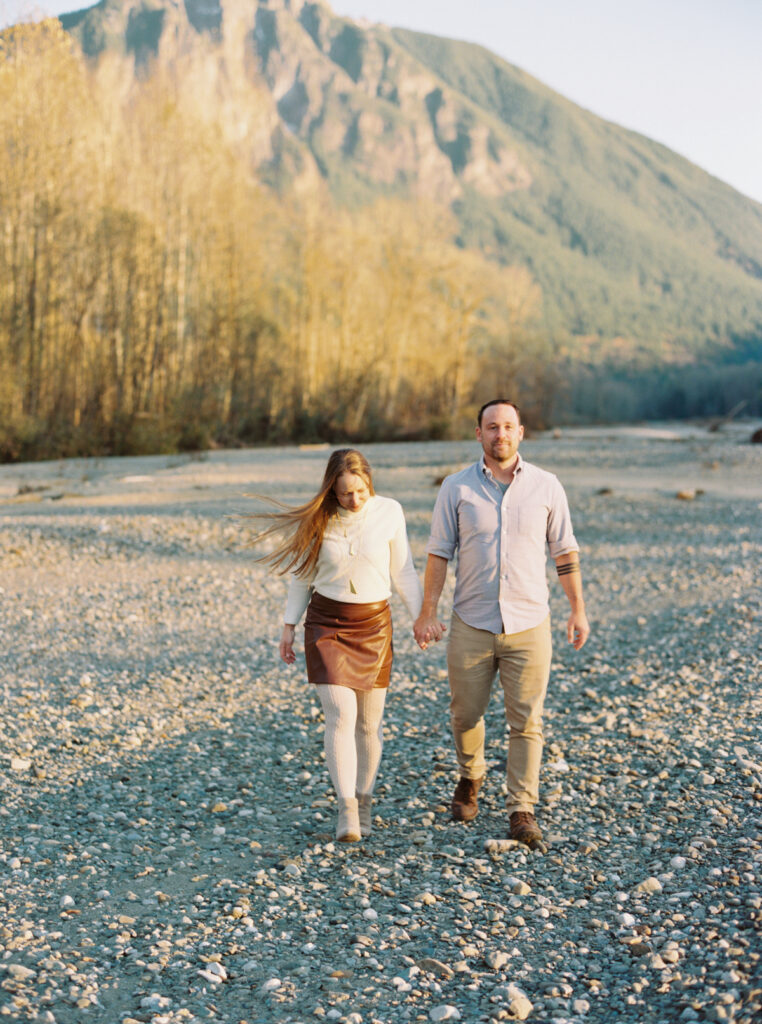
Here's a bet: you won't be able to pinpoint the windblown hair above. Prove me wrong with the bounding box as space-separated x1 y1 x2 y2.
251 448 374 578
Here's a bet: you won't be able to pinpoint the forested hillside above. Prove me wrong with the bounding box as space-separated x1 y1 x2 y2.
1 0 761 460
1 20 546 459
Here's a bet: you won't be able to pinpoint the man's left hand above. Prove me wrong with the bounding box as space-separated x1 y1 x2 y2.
567 610 590 650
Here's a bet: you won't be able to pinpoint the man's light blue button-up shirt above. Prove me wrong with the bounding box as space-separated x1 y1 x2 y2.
426 454 578 635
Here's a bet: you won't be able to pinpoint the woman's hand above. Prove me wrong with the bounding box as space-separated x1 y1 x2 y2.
413 612 447 650
279 624 297 664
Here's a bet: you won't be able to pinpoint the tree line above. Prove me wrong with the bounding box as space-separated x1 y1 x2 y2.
0 20 552 461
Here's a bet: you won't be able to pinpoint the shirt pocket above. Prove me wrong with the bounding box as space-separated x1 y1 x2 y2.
518 504 548 540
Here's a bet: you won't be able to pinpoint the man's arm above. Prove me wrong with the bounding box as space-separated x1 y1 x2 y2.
413 554 449 649
554 551 589 650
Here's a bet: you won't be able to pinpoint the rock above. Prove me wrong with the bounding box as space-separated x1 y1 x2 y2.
198 961 228 985
505 983 533 1020
635 877 663 894
430 1007 461 1022
484 838 522 853
418 958 454 978
484 950 511 970
140 994 172 1011
5 964 36 981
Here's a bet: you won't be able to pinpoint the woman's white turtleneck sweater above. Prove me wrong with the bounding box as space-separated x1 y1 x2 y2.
283 495 423 625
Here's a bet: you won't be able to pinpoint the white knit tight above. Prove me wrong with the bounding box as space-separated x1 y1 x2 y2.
317 685 387 800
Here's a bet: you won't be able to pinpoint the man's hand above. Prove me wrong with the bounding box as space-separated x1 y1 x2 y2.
413 612 447 650
566 609 590 650
414 554 449 650
279 624 297 664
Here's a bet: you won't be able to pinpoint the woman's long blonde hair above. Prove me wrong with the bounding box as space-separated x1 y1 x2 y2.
251 448 375 577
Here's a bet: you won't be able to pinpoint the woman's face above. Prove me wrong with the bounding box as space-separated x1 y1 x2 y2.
334 471 370 512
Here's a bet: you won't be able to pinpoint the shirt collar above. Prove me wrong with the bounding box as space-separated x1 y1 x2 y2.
480 452 523 482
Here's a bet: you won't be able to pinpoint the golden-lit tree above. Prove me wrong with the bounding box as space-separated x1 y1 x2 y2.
0 20 544 459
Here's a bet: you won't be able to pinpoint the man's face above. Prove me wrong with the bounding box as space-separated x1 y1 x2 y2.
476 403 524 465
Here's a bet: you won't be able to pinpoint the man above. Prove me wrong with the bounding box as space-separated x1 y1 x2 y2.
414 399 589 847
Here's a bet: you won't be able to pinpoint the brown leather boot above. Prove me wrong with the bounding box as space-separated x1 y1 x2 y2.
451 777 483 822
509 810 542 846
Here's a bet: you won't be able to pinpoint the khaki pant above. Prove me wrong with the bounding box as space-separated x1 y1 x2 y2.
447 613 552 814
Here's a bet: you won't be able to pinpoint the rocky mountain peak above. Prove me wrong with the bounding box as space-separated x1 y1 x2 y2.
57 0 762 358
62 0 532 203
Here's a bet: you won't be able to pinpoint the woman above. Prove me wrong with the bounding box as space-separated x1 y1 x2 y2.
255 449 422 842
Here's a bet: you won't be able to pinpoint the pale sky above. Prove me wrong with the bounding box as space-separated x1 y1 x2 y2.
3 0 761 204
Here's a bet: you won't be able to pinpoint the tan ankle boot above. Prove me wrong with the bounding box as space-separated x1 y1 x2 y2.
336 798 361 842
357 793 373 836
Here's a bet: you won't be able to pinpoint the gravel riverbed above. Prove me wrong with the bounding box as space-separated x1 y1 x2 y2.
0 424 760 1024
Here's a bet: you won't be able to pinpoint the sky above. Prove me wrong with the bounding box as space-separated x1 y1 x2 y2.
2 0 761 204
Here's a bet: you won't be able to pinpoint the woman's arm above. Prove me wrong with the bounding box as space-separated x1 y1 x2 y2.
279 573 313 664
389 506 423 619
283 573 312 626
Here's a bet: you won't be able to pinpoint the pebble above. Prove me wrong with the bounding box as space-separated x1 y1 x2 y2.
505 983 533 1020
0 431 760 1024
5 965 36 981
635 876 663 894
430 1007 460 1022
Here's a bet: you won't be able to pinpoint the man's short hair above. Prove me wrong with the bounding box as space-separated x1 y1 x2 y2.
477 399 522 427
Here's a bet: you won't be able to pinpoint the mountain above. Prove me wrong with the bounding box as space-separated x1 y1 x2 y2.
59 0 762 372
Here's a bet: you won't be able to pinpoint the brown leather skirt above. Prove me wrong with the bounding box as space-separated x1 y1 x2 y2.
304 592 392 690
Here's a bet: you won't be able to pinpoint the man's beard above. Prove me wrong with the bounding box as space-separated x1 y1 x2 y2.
487 441 515 461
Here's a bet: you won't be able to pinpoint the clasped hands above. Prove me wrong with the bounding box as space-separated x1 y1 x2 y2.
413 612 447 651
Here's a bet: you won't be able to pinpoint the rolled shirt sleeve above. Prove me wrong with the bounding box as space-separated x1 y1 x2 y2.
546 476 579 559
426 478 459 560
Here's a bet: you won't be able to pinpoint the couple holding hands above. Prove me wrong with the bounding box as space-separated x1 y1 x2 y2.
256 399 589 847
